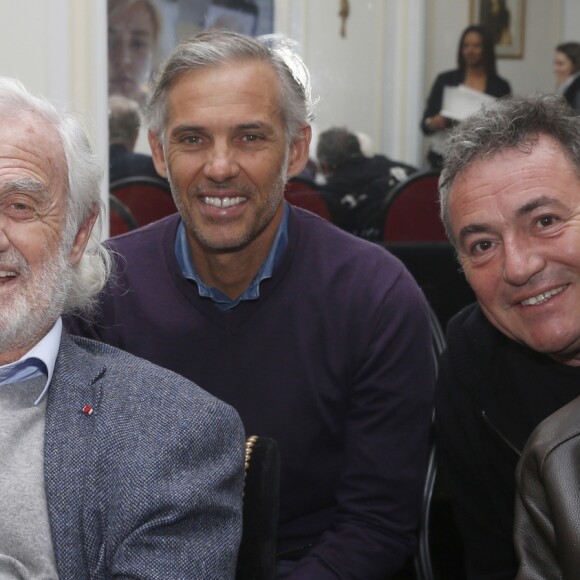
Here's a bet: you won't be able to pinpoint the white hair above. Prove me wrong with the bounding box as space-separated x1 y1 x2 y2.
0 77 112 314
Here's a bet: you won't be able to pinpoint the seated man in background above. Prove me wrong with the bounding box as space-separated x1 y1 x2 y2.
436 94 580 579
66 30 435 579
0 76 244 578
317 127 417 241
108 93 166 182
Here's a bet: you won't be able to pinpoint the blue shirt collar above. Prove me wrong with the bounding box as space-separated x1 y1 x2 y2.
0 317 62 405
175 203 290 310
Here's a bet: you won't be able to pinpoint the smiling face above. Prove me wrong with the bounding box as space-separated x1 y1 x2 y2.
554 50 575 85
149 59 310 262
449 135 580 365
0 110 92 364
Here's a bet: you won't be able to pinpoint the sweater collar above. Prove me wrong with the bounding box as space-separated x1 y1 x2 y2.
174 203 290 310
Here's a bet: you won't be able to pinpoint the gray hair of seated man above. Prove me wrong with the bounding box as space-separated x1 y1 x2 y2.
317 127 363 172
0 77 111 314
145 29 314 145
439 94 580 248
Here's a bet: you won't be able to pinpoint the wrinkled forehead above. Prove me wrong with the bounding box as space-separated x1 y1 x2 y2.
0 107 67 195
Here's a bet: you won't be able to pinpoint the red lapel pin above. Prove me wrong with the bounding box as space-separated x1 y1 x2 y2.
82 404 94 416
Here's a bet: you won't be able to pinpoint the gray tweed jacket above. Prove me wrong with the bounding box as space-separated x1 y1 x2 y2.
43 333 245 579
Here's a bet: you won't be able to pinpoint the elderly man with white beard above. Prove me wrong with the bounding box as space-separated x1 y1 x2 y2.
0 77 245 579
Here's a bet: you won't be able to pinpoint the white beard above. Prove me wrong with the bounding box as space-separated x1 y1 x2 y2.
0 242 72 355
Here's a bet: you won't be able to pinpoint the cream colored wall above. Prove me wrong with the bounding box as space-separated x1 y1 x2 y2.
0 0 109 234
563 1 580 43
275 0 426 166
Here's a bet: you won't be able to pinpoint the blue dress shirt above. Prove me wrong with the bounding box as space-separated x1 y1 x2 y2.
0 318 62 404
175 203 290 310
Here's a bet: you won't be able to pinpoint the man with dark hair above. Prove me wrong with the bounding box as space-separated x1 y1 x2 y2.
436 93 580 579
0 76 245 578
317 127 363 171
317 127 416 241
66 30 435 579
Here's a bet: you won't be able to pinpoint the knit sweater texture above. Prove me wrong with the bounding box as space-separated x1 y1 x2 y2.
66 206 435 579
0 377 58 578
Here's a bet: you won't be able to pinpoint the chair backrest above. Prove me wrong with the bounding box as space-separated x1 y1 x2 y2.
382 169 446 241
109 193 138 237
236 436 280 580
284 178 332 221
109 176 176 235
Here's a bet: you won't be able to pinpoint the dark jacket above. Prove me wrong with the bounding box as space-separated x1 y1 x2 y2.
515 394 580 579
563 74 580 112
435 303 580 579
421 69 512 134
320 155 417 241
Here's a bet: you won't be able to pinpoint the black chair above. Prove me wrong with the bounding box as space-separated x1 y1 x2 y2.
383 241 475 331
236 435 280 580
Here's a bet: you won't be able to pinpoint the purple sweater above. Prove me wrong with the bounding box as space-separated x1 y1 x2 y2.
66 206 435 579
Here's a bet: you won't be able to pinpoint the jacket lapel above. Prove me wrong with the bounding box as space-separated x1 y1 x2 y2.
43 334 107 577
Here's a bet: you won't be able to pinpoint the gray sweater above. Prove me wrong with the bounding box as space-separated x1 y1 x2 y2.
0 376 58 578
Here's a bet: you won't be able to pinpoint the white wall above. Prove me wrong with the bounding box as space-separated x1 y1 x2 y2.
275 0 425 165
0 0 109 233
562 1 580 43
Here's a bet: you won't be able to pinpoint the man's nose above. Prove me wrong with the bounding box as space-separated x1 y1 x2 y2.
502 237 546 287
0 217 11 252
203 143 240 183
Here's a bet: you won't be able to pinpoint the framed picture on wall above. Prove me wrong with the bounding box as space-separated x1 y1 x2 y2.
470 0 526 59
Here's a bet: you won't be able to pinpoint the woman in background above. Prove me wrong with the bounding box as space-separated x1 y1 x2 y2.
554 42 580 112
421 25 511 169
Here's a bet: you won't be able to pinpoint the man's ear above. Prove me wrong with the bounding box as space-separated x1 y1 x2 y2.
148 129 168 178
286 125 312 179
69 209 98 266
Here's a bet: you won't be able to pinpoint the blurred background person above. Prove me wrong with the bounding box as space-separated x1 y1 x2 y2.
421 24 511 169
317 127 416 240
108 0 161 107
108 94 165 182
554 41 580 111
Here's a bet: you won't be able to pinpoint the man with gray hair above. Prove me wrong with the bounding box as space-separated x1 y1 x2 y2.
317 127 417 240
0 76 245 578
66 29 435 578
435 94 580 579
